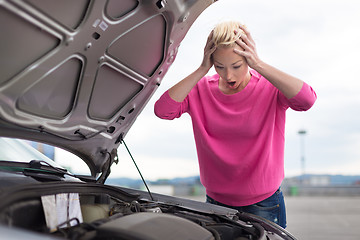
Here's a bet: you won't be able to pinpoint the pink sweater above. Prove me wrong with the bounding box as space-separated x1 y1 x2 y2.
154 70 317 206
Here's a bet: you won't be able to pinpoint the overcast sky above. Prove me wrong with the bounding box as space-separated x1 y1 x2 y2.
58 0 360 180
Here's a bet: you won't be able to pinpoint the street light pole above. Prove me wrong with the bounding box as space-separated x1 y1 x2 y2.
298 130 307 178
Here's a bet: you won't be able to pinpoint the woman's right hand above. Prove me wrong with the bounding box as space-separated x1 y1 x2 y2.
200 31 217 72
167 31 217 102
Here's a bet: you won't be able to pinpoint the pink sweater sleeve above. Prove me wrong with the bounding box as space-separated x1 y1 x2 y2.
154 90 187 120
285 82 317 111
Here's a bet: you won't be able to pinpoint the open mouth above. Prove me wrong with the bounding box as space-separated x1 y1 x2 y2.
227 81 236 87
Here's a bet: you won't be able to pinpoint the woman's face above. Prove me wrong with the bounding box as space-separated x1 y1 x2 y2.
212 45 251 94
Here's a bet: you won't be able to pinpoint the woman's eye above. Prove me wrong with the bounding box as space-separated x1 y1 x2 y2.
215 66 224 69
233 65 241 69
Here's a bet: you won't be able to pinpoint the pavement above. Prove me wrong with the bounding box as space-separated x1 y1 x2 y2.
182 195 360 240
285 196 360 240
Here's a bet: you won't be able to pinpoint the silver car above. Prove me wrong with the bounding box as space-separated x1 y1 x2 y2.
0 1 296 239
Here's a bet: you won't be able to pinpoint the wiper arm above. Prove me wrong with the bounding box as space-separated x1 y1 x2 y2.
29 160 69 175
0 160 71 180
29 160 97 182
23 169 65 181
0 160 94 182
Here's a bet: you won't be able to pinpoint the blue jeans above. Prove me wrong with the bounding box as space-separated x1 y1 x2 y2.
206 188 287 228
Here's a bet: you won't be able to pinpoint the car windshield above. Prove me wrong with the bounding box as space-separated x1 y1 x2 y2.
0 137 63 169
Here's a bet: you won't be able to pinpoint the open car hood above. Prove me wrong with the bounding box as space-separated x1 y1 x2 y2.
0 0 214 178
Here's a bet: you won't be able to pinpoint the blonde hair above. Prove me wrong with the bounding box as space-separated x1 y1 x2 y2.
212 21 246 47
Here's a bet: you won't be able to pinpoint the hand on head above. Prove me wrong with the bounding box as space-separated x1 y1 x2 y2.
200 31 217 71
233 25 261 69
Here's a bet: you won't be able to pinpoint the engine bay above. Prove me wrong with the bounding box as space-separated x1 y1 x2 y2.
0 183 276 240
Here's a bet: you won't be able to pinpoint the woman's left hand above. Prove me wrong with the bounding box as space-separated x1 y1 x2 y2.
234 26 305 99
233 26 262 70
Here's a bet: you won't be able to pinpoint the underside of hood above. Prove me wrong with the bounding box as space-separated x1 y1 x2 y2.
0 0 214 178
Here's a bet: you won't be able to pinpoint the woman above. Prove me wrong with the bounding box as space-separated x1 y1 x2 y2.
154 21 317 228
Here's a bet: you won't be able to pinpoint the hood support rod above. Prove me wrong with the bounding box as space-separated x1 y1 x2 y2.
119 134 154 201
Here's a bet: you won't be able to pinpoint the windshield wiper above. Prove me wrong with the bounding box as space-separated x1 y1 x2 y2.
29 160 68 174
0 160 98 183
0 160 71 181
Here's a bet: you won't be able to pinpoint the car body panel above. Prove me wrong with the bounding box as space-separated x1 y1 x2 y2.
0 0 213 177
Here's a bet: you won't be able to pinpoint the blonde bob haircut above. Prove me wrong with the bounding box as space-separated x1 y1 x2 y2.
212 21 246 47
